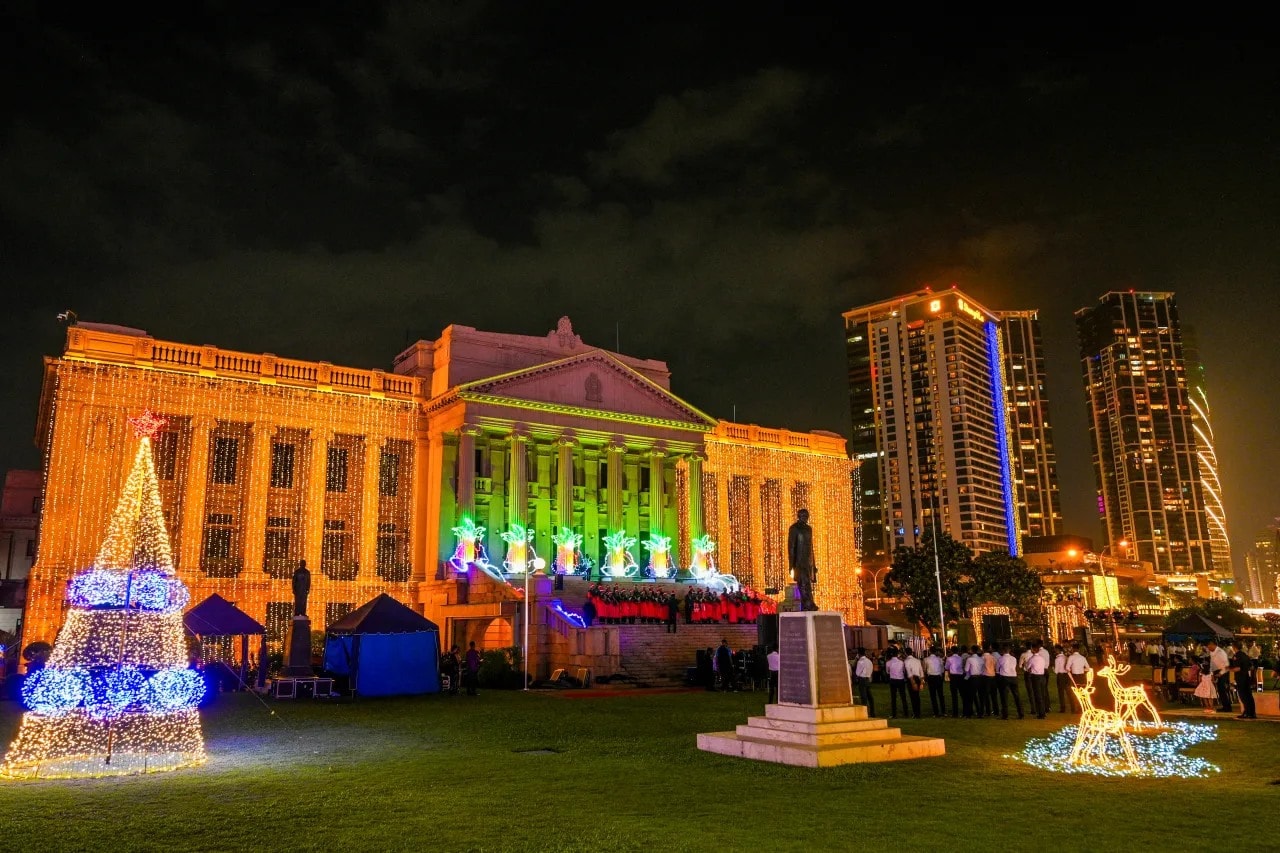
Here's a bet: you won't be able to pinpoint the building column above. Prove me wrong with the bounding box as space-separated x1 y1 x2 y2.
556 434 575 533
582 446 600 564
648 446 666 535
487 437 507 556
533 442 553 563
410 413 431 581
606 439 624 532
304 429 332 572
360 434 384 580
178 416 215 573
457 425 480 522
435 435 458 571
624 453 640 537
242 422 277 574
508 428 529 526
687 454 704 541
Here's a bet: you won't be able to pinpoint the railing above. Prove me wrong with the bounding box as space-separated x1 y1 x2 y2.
711 421 847 455
64 326 422 402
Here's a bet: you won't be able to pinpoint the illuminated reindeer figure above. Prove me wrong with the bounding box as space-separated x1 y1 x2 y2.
1099 655 1163 730
1069 669 1139 771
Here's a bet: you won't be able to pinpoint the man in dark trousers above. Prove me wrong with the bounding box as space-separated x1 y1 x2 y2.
464 641 481 696
1229 640 1257 719
666 592 679 634
716 639 735 692
787 509 817 611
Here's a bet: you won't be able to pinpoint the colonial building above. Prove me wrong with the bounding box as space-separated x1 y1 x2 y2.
23 320 861 672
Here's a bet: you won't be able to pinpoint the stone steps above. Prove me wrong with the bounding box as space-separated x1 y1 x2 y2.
613 623 760 685
698 702 946 768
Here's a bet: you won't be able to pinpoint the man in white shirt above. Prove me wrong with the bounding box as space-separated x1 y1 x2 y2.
996 645 1024 719
945 647 964 718
963 645 986 718
853 647 875 716
1206 640 1232 713
923 647 945 717
1018 645 1034 707
885 650 908 718
1022 640 1050 719
1246 641 1262 661
1052 645 1070 714
982 645 999 718
1065 643 1091 711
903 650 924 718
767 645 780 703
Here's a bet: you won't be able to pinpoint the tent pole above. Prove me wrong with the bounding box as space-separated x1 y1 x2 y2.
523 567 530 691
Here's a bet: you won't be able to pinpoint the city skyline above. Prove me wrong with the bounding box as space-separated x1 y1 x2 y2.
0 11 1275 569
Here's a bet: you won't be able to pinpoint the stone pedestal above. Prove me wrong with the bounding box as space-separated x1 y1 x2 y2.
284 615 313 676
697 611 945 767
1255 690 1278 718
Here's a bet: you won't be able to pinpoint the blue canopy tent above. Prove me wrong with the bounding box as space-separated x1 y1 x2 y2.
323 594 441 696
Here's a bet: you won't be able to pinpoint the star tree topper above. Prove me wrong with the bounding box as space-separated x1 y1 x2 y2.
127 410 167 439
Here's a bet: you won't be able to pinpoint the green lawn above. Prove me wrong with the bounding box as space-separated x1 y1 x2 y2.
0 685 1276 853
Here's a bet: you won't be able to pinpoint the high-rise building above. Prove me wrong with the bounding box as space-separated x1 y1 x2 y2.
1181 326 1232 577
1075 291 1213 576
998 310 1063 541
844 288 1020 562
1247 525 1278 606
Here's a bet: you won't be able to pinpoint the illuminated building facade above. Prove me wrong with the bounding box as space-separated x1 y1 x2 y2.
998 311 1063 540
23 320 861 660
1245 526 1278 606
1180 326 1232 578
1076 292 1213 576
844 288 1019 562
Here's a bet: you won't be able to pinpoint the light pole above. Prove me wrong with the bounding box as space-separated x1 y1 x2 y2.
866 565 890 609
1091 540 1126 652
524 556 547 692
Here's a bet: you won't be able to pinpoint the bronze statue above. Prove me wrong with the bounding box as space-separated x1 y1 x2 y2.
787 509 817 611
291 560 311 617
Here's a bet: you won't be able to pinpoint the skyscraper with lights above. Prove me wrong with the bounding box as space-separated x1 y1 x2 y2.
1180 325 1232 577
998 310 1063 540
844 288 1021 565
1076 291 1214 576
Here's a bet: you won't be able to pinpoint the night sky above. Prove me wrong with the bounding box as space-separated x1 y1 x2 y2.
2 7 1276 568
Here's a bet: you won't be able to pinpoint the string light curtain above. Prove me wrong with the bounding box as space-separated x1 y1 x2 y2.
25 335 418 655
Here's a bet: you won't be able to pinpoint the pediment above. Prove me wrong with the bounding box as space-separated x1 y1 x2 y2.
456 351 715 428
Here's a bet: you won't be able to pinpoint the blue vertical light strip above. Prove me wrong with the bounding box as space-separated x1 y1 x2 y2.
985 321 1019 556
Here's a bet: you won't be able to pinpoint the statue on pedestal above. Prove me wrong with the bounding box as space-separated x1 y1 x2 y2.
292 560 311 618
787 509 817 612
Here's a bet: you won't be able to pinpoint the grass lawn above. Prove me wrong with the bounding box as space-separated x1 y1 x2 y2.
1 683 1276 853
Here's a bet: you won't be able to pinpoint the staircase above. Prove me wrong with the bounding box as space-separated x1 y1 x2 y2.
613 623 760 686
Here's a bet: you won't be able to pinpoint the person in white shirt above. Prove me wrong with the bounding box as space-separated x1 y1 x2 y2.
945 647 964 718
963 646 985 718
1022 640 1050 718
1246 641 1262 661
1065 644 1091 711
1052 645 1070 714
885 650 908 718
767 645 780 703
1018 645 1034 706
903 650 924 718
923 647 945 717
982 646 999 718
996 645 1024 719
1206 640 1232 713
853 647 875 716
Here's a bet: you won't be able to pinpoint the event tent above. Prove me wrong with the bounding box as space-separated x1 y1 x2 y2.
184 593 265 689
323 594 441 696
1162 613 1234 644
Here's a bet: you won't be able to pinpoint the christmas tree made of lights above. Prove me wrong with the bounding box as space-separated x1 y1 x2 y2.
1 412 206 779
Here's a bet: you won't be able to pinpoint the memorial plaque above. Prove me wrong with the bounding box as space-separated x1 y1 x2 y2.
813 614 853 706
778 614 811 705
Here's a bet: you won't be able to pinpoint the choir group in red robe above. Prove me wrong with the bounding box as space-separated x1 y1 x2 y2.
584 584 775 626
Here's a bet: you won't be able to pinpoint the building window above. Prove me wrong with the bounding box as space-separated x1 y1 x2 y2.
265 530 290 560
155 431 179 480
326 446 348 493
212 437 239 484
270 443 296 489
326 602 355 629
265 602 292 643
204 527 232 560
25 539 36 558
379 450 399 497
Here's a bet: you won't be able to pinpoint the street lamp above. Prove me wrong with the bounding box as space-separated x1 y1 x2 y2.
524 556 547 692
1096 540 1127 652
866 565 891 609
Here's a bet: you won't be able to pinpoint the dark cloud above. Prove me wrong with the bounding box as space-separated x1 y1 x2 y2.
0 11 1276 568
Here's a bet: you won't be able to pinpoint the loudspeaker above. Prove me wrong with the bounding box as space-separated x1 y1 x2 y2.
1074 626 1091 648
981 614 1012 643
757 613 779 649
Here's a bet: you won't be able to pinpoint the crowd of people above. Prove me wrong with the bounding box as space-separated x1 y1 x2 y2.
845 637 1263 721
582 584 772 629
